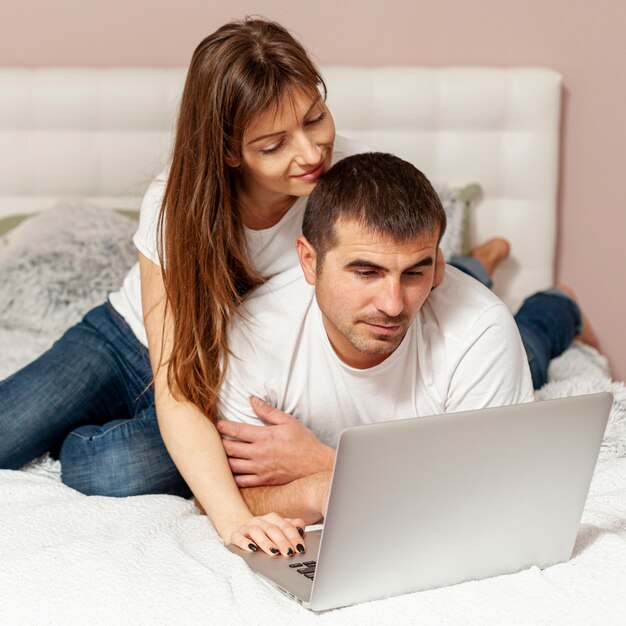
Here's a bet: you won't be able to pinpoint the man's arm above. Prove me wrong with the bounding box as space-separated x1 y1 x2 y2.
240 471 332 524
218 397 335 487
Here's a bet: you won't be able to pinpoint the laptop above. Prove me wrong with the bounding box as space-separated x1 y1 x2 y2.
228 392 612 611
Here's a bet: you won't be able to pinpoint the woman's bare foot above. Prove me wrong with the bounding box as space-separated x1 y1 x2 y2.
468 238 511 277
554 284 601 350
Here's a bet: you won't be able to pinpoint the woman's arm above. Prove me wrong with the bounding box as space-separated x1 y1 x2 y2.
138 253 306 555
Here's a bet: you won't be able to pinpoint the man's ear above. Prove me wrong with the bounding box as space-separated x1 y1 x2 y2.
295 236 318 285
432 247 446 290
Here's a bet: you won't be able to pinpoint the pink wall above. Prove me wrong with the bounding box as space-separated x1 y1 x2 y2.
2 0 625 379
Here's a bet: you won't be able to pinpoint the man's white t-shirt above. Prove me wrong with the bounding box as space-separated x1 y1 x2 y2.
107 135 369 346
218 265 535 448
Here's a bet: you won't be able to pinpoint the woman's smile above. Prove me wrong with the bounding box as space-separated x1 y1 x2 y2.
291 157 328 181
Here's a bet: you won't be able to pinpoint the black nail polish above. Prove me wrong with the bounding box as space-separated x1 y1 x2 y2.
287 548 294 556
297 527 305 537
270 547 279 555
296 543 305 554
248 543 258 552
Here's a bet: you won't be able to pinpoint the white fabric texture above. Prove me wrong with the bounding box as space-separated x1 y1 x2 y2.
219 266 534 448
107 135 369 347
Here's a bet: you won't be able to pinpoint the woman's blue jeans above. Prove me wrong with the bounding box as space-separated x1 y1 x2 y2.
0 264 581 497
0 302 191 498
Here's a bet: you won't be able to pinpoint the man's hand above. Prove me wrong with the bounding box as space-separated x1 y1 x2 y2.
216 396 335 487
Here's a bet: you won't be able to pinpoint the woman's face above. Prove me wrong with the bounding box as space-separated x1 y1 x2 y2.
234 87 336 203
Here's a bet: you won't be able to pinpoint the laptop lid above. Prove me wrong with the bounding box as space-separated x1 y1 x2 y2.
307 392 611 610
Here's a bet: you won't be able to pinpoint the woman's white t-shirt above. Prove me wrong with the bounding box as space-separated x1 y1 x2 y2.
107 135 369 346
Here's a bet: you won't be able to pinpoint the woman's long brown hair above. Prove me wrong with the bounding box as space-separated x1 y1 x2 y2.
157 18 326 420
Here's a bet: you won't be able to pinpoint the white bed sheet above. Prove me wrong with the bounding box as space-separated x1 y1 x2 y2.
0 346 625 625
0 206 625 625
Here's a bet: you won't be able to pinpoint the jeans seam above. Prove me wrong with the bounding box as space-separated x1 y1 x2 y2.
67 418 142 442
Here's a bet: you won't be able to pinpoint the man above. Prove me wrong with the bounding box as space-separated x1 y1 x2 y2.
214 152 535 524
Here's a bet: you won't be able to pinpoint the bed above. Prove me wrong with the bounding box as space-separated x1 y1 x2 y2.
0 67 625 625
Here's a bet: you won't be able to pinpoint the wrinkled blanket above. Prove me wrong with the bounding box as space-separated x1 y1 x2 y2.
1 205 625 625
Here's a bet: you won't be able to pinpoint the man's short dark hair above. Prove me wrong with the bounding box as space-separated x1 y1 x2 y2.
302 152 446 266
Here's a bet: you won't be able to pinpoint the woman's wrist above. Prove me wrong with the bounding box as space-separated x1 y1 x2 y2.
216 512 253 544
194 496 253 543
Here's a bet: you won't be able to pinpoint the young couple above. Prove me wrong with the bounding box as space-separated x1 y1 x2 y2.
0 18 596 558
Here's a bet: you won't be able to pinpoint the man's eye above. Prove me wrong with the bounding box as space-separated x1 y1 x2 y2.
404 272 423 279
355 270 377 278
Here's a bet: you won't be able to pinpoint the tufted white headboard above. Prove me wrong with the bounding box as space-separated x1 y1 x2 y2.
0 66 561 310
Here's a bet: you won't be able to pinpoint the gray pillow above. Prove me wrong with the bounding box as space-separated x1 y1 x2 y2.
0 201 137 337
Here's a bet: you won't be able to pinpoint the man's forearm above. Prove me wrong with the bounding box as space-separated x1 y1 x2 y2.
240 471 331 525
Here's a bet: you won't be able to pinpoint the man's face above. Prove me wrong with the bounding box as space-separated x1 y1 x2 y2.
298 220 440 369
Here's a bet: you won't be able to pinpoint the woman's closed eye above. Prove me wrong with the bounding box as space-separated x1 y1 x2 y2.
305 111 326 126
259 112 326 155
260 140 285 155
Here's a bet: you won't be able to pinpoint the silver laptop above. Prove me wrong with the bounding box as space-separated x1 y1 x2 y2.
229 392 612 611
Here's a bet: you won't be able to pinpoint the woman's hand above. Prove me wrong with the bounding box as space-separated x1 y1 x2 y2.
229 512 307 556
217 396 335 487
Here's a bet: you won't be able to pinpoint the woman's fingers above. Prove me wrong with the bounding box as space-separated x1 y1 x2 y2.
229 529 261 553
261 513 307 555
254 522 294 556
247 525 284 556
228 514 307 556
281 517 307 554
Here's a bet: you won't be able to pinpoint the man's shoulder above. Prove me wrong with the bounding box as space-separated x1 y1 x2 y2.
420 265 534 409
424 265 513 332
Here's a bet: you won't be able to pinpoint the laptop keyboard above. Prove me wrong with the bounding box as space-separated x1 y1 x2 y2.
288 560 317 580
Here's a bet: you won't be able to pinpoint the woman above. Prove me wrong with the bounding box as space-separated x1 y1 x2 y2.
0 18 351 557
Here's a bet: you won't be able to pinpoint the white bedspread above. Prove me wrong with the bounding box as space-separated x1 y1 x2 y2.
1 206 626 625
